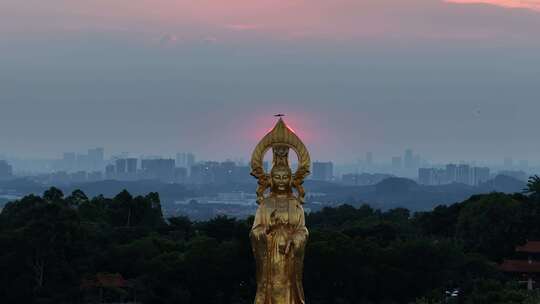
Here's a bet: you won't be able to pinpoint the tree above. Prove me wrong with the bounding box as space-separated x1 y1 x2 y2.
456 193 525 261
0 192 87 302
413 203 464 238
168 216 194 241
0 188 535 303
524 175 540 197
66 189 89 207
43 187 64 202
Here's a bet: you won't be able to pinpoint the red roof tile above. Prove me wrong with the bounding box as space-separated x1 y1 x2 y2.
81 273 127 289
516 241 540 253
500 260 540 273
96 273 127 288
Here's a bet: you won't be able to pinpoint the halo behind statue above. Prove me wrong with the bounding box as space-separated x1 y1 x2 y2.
250 118 311 204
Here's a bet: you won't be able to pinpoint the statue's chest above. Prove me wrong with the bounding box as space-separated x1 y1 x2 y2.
266 198 296 226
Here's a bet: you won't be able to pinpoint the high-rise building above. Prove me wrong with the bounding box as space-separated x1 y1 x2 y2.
404 149 414 169
77 154 90 171
418 168 446 185
176 153 184 167
446 164 458 183
418 164 489 186
176 152 195 167
105 164 115 180
312 161 333 181
418 168 432 185
187 153 195 170
0 160 13 180
115 159 127 174
126 158 138 174
235 165 251 183
176 152 196 175
472 167 490 186
88 147 104 170
216 160 236 184
62 152 76 171
457 164 471 185
190 161 219 184
141 159 176 182
190 163 204 184
174 167 188 183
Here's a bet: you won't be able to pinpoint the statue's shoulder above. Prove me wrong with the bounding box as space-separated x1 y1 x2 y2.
259 196 275 207
288 197 302 208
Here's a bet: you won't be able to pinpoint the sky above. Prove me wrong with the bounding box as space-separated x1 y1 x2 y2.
1 0 540 164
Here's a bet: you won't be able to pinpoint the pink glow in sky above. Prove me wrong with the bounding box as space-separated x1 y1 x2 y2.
446 0 540 11
2 0 540 161
2 0 540 43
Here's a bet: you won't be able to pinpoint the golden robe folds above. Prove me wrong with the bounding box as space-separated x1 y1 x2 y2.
250 196 308 304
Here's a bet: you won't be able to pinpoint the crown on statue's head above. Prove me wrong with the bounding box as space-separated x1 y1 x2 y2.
272 145 290 169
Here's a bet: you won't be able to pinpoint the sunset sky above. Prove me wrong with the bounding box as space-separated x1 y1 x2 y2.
1 0 540 163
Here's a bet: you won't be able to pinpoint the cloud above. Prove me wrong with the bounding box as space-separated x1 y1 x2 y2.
158 33 178 46
203 36 218 44
225 24 260 31
2 0 540 45
446 0 540 11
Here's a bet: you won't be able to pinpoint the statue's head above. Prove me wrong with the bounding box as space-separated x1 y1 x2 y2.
270 164 293 195
250 118 311 203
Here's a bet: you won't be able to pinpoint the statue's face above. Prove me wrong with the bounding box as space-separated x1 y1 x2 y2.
271 168 291 193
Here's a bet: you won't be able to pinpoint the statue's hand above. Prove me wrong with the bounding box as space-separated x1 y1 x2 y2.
289 230 307 253
251 226 267 242
282 239 293 255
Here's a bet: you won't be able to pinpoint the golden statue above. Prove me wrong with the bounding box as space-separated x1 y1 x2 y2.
250 117 311 304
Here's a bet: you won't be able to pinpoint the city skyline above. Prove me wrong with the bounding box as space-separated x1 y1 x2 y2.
1 145 536 182
1 145 538 168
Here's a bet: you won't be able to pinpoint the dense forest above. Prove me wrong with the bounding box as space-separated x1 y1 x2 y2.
3 177 540 303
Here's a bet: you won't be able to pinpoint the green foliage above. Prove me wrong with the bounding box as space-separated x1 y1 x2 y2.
66 189 89 207
524 175 540 196
456 193 525 261
168 215 194 241
43 187 64 202
0 190 86 303
413 297 442 304
463 280 535 304
2 186 540 303
413 203 464 238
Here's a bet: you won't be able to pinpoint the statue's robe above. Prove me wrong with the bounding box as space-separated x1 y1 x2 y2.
250 196 308 304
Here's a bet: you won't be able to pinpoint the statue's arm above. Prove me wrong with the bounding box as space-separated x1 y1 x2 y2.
291 205 308 252
250 205 268 292
250 205 267 242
